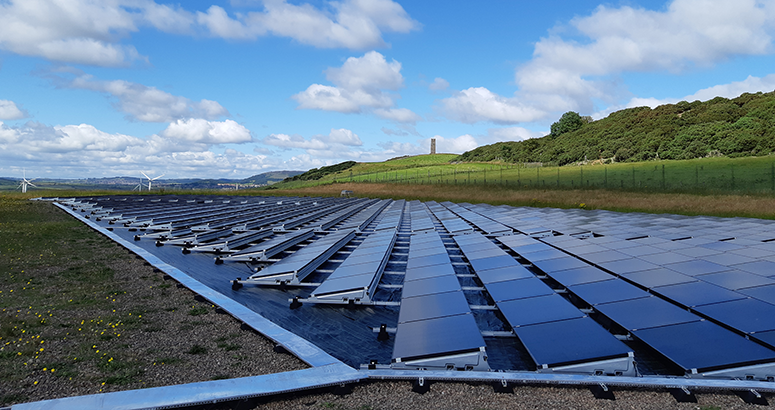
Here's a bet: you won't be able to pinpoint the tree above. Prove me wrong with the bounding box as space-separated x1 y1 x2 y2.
550 111 585 137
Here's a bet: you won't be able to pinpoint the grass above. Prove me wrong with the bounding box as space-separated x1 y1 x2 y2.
0 194 295 407
268 154 775 197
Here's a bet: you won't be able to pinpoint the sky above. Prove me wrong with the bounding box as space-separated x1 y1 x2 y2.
2 0 775 179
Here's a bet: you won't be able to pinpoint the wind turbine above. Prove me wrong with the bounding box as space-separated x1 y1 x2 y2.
18 170 37 193
141 172 164 191
132 179 143 191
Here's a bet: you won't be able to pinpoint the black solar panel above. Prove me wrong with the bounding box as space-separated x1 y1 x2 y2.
475 265 534 284
498 294 586 328
697 270 775 290
595 297 700 331
633 321 775 373
622 268 696 288
665 260 730 276
398 291 471 323
401 274 461 298
731 260 775 277
485 277 555 302
392 314 485 361
651 281 747 307
568 279 650 306
693 299 775 334
514 317 632 368
548 266 614 287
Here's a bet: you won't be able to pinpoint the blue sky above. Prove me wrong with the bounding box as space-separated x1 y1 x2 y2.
2 0 775 179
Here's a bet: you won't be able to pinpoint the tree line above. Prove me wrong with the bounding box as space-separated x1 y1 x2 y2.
456 91 775 165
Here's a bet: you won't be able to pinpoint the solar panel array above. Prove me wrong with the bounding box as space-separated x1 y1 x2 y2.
61 194 775 380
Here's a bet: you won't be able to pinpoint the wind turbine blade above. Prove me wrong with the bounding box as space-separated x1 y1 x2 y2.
28 182 37 188
141 171 151 180
151 174 164 181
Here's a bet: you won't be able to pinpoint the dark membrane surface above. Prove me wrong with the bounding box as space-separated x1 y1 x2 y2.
95 216 675 374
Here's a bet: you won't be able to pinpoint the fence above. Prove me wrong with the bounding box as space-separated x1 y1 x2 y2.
334 159 775 196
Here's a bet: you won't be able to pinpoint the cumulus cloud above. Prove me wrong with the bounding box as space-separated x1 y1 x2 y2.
0 0 416 66
160 119 252 144
428 77 449 92
196 0 419 49
0 119 268 178
263 128 362 151
56 72 229 122
374 108 422 124
293 51 420 122
438 87 545 124
438 0 775 125
593 73 775 119
0 0 195 66
516 0 775 115
483 127 545 143
0 100 28 120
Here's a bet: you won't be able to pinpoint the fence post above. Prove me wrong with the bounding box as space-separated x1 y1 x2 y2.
661 164 665 190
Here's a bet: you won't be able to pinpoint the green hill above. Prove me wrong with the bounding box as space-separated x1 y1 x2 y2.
457 91 775 165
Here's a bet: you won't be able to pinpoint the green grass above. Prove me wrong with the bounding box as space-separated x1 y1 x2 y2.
267 154 775 196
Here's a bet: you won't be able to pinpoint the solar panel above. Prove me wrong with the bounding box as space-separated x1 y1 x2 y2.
651 281 747 307
398 291 471 323
594 297 700 331
697 270 775 290
391 314 488 369
475 265 535 284
485 277 555 302
305 230 397 304
693 299 775 334
401 274 462 298
740 285 775 305
622 268 696 288
567 279 650 306
665 260 732 277
731 260 775 277
513 317 633 370
240 229 356 286
598 258 660 274
545 266 613 287
531 256 590 273
633 321 775 373
497 294 586 327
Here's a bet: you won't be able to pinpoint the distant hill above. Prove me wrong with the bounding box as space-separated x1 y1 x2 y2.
242 170 303 185
457 91 775 165
0 170 305 192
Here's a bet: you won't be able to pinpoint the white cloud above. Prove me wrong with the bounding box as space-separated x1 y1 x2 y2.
438 87 545 124
263 128 362 150
293 51 420 122
0 100 28 120
263 133 329 150
160 119 252 144
0 0 416 66
483 127 545 143
593 73 775 119
62 73 229 122
436 0 775 126
374 108 422 124
0 0 195 66
0 119 268 178
326 128 363 146
196 0 419 49
429 77 449 92
515 0 775 115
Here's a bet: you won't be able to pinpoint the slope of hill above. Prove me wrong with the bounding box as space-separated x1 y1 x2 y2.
457 91 775 165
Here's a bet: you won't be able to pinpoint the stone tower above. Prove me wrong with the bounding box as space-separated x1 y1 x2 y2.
430 138 436 154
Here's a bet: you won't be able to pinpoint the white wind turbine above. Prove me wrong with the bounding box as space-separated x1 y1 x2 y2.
141 172 164 191
18 170 37 193
132 178 143 191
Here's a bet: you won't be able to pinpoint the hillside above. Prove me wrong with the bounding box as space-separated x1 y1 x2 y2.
457 91 775 165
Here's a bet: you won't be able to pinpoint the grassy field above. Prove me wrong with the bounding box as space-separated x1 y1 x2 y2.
271 154 775 196
0 195 304 406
